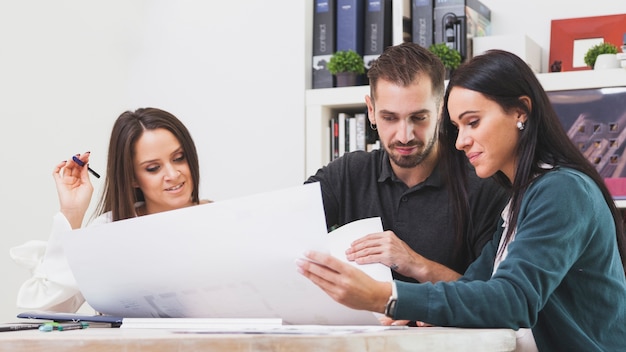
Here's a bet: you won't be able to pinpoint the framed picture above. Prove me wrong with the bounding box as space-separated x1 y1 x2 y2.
549 14 626 72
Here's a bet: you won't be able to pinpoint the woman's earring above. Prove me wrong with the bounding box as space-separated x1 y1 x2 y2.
517 121 525 131
370 122 377 131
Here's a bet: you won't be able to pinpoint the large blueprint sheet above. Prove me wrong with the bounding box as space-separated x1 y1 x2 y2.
62 183 390 325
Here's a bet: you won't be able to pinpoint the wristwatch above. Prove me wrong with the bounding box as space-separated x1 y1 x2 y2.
384 295 398 318
384 281 398 318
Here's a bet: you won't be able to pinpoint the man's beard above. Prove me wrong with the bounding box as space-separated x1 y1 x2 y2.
385 137 436 169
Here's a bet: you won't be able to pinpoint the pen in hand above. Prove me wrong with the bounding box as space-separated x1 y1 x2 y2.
72 155 101 178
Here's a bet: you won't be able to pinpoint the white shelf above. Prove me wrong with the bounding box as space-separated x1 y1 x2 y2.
536 68 626 91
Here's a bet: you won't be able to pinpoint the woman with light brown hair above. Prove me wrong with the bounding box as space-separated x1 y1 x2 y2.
11 107 210 312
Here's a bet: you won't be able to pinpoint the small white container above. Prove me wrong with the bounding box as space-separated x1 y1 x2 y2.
594 53 620 69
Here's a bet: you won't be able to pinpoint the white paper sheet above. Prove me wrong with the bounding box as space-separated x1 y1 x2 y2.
62 183 391 325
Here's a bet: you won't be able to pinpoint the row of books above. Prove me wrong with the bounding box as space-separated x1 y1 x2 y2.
329 111 380 161
312 0 491 89
312 0 392 89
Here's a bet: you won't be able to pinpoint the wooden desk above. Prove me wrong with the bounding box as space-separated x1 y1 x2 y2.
0 326 516 351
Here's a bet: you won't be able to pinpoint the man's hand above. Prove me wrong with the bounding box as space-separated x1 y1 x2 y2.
345 230 462 283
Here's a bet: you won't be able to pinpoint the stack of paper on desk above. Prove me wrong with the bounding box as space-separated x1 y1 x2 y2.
120 317 407 334
62 183 391 325
120 317 283 330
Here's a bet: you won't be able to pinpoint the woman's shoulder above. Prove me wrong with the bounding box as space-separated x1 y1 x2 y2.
529 167 602 204
534 167 593 188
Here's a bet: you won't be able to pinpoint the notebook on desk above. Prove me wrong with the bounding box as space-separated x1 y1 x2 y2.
61 183 391 325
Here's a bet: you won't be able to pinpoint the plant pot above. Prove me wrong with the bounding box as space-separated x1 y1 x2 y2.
594 53 619 70
335 72 358 87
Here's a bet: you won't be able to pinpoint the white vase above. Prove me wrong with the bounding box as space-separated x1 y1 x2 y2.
594 53 619 70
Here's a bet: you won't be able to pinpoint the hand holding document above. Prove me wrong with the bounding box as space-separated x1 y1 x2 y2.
62 183 391 325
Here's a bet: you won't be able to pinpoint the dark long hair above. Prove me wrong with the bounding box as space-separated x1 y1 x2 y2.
439 49 626 271
94 107 201 221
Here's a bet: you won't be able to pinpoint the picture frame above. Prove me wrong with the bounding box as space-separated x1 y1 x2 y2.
549 14 626 72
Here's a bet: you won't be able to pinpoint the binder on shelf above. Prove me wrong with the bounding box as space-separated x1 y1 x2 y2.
336 0 365 53
336 0 366 86
411 0 434 49
312 0 336 89
433 0 491 62
364 0 392 69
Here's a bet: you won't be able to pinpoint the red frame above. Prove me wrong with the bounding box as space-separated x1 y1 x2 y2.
549 14 626 72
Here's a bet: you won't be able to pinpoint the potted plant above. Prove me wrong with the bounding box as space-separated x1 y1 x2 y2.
327 50 366 87
428 43 462 79
584 42 619 69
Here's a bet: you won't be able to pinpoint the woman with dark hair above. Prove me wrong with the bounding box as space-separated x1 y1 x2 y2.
297 50 626 351
11 107 210 312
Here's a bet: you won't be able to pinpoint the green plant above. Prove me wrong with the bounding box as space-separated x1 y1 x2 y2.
327 50 366 75
428 43 462 70
584 42 618 67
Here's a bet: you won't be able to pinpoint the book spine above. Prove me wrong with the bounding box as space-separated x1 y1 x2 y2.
412 0 434 49
338 112 347 157
354 112 366 151
333 118 340 160
363 0 392 69
312 0 336 89
348 115 357 152
329 117 335 161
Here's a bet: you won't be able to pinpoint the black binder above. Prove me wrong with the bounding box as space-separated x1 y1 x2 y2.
312 0 336 89
364 0 392 69
412 0 434 49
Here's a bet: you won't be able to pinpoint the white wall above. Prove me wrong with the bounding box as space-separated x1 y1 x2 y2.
0 0 305 320
0 0 624 321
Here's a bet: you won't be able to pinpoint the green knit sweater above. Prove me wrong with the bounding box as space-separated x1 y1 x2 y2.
394 167 626 351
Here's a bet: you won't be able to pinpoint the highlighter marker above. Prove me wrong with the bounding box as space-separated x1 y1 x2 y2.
57 322 89 331
39 321 89 332
72 155 101 178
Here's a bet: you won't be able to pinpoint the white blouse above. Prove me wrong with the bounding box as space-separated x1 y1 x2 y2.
10 211 112 313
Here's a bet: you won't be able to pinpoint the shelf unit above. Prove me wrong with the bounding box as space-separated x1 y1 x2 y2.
305 0 409 175
303 0 626 205
304 68 626 206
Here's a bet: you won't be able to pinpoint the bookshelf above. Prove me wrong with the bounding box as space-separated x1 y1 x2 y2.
305 0 410 174
304 68 626 207
303 1 626 206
